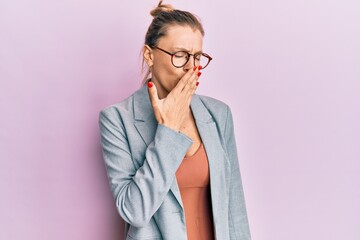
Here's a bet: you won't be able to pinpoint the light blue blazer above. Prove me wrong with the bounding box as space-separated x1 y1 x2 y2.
99 83 251 240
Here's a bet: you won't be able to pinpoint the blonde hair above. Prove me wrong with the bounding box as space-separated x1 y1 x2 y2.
141 0 205 85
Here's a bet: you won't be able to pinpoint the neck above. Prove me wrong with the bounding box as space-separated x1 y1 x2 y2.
151 79 169 100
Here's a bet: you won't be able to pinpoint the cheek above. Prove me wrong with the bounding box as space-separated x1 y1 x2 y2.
157 65 184 84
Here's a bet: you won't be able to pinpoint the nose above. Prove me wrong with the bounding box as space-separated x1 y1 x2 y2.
183 55 195 71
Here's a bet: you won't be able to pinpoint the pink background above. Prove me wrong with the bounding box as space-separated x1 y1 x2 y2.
1 0 359 239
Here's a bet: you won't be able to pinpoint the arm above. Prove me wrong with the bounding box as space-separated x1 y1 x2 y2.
224 105 252 240
99 108 193 227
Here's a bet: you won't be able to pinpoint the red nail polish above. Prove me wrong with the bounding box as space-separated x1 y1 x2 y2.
193 66 197 71
196 82 199 86
197 72 202 77
198 65 202 70
147 81 153 88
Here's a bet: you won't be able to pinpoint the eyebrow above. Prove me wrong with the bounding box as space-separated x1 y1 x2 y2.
173 47 203 54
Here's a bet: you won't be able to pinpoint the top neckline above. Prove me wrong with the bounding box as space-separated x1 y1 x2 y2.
184 143 204 159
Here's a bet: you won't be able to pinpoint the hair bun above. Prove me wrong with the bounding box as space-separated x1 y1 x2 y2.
150 0 174 18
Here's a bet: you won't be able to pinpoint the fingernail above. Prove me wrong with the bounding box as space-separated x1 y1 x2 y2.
193 66 197 71
198 65 202 70
197 72 202 77
147 81 153 88
196 82 199 86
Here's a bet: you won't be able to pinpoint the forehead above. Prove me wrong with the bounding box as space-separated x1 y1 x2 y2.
158 25 203 50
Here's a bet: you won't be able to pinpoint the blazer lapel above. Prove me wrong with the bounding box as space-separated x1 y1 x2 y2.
133 85 185 210
133 85 157 146
190 95 224 229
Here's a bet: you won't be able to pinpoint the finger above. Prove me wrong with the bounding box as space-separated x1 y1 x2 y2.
147 81 164 123
184 78 198 103
184 83 197 107
147 81 159 106
184 70 202 102
180 68 199 97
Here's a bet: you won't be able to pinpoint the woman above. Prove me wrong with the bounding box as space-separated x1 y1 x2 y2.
99 1 251 239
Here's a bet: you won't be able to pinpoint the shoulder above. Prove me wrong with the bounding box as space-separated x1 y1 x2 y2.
195 94 236 149
196 94 232 119
194 93 235 137
99 86 142 118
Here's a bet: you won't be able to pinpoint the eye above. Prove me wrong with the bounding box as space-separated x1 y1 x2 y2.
195 55 201 61
174 51 188 58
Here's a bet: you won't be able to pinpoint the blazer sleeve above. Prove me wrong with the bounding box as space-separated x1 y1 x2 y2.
99 108 193 227
224 105 252 240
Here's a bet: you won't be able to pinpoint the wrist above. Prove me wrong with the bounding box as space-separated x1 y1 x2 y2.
161 122 180 132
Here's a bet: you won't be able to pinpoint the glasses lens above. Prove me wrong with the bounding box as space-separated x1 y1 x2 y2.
197 54 210 69
172 51 189 67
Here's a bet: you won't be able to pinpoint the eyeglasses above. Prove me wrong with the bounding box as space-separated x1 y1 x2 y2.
152 46 213 69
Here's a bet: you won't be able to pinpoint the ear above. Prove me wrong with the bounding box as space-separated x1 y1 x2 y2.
143 45 154 67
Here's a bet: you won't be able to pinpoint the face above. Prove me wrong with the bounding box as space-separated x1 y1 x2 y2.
143 25 203 98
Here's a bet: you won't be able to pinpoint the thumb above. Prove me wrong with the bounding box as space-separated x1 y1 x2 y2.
147 81 159 105
147 81 163 123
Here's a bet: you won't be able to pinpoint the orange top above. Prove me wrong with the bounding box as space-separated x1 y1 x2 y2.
175 143 215 240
